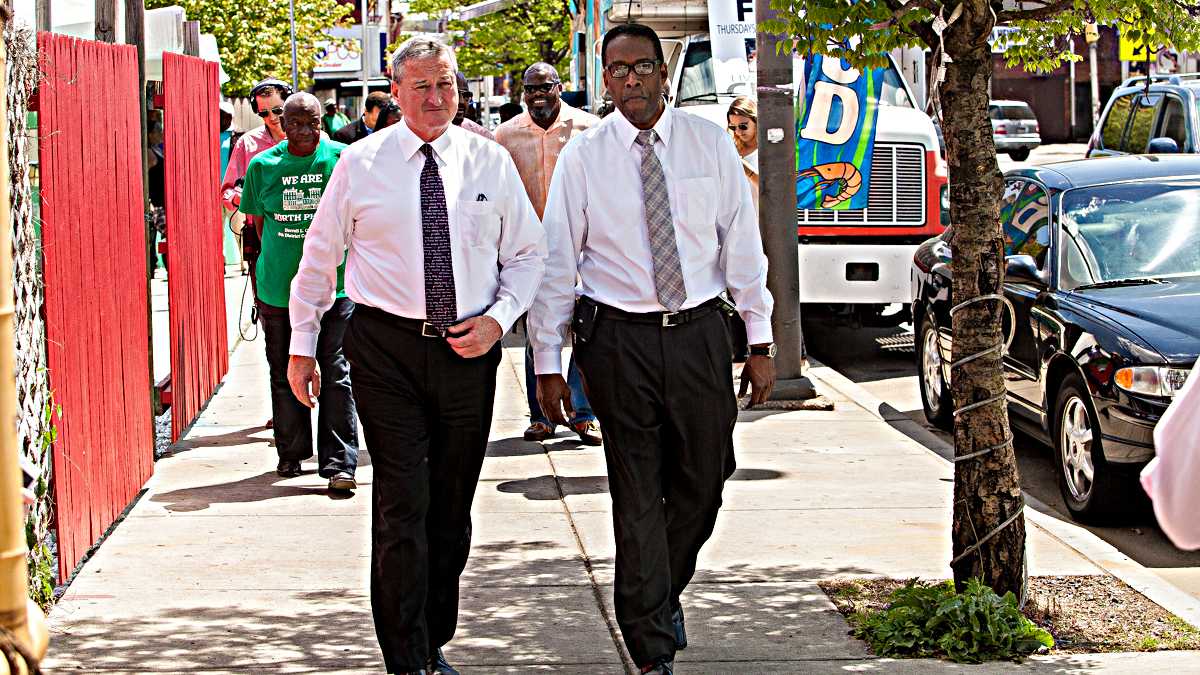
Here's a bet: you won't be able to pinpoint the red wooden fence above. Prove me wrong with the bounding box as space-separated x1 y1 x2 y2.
163 53 228 441
38 33 154 579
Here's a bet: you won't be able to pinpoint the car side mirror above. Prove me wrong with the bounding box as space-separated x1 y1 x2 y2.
1005 255 1046 286
1148 137 1180 154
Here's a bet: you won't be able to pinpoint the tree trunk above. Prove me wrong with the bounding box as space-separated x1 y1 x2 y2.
941 2 1027 601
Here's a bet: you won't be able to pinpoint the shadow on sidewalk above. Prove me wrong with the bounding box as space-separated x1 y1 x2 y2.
159 425 269 457
151 470 365 512
495 468 785 501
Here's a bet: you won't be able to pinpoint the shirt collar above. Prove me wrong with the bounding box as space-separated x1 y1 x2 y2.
613 103 673 151
394 119 456 163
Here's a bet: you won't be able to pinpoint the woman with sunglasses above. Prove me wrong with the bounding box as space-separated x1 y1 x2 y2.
726 96 759 211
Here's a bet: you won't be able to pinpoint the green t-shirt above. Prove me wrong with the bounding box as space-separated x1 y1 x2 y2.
240 139 348 308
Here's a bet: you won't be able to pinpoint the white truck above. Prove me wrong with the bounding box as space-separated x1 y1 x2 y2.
598 2 949 327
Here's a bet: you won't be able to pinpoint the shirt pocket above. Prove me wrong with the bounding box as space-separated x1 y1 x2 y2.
458 200 502 248
678 177 716 226
677 176 719 254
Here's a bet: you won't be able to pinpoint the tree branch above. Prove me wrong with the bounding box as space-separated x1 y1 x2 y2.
872 0 942 31
996 0 1075 23
880 0 940 46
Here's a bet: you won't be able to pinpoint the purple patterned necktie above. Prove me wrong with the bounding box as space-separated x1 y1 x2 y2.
420 144 457 329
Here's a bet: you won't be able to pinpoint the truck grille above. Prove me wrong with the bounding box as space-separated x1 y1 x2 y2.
798 143 927 226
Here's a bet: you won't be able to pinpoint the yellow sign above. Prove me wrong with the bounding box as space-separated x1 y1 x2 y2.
1120 32 1161 62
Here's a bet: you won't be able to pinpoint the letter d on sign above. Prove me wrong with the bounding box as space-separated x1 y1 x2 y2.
800 58 861 146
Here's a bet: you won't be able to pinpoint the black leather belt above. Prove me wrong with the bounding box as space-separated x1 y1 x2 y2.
354 304 453 338
583 296 723 328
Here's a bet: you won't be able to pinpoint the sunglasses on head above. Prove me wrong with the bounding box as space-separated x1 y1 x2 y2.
523 81 561 94
605 59 660 79
257 106 284 118
728 122 751 132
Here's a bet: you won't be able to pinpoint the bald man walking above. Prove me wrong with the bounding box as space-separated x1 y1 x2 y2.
239 92 360 489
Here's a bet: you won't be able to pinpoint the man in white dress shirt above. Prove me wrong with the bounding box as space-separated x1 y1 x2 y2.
287 36 545 675
528 23 775 675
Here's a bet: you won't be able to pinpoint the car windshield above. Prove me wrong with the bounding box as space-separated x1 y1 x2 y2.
676 39 913 108
991 104 1037 120
1059 179 1200 290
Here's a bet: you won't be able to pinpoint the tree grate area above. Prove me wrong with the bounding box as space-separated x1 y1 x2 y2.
821 576 1200 655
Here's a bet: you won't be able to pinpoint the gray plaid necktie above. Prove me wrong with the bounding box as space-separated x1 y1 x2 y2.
635 130 687 312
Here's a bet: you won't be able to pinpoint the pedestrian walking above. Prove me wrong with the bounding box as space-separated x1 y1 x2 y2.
727 96 759 211
528 23 776 675
221 78 292 299
495 62 602 445
1142 361 1200 549
287 36 545 675
239 92 360 489
454 72 495 139
332 91 391 145
322 97 351 135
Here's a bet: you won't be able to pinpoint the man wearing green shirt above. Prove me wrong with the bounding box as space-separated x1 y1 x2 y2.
240 92 359 490
322 98 350 135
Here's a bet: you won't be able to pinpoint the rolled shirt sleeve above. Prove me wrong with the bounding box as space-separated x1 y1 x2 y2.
483 152 548 334
220 135 250 212
528 143 587 375
289 159 353 357
715 133 774 345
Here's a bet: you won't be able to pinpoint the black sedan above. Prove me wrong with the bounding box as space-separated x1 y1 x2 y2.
911 155 1200 523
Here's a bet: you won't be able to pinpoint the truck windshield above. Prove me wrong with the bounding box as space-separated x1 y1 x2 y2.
677 39 914 109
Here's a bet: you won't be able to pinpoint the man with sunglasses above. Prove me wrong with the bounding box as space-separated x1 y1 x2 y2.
528 23 775 675
221 78 291 302
495 62 602 446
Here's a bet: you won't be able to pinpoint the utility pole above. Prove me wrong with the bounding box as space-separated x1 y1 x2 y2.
361 0 370 105
289 0 299 91
1068 38 1076 139
756 0 815 400
1087 23 1101 126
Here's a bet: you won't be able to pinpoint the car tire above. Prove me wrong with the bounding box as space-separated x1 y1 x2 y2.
917 311 953 431
1054 373 1122 523
1008 148 1031 162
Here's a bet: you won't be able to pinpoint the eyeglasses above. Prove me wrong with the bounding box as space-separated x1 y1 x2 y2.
728 123 752 132
523 81 561 94
257 106 284 118
605 59 660 79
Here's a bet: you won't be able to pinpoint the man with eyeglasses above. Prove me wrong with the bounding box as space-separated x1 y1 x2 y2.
222 78 292 313
452 71 494 139
528 23 775 675
495 62 602 446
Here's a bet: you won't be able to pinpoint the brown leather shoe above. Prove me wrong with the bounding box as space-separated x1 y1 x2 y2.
523 421 555 441
572 420 602 446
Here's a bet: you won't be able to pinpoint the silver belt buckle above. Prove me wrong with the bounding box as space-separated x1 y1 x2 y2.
421 322 445 338
662 311 680 328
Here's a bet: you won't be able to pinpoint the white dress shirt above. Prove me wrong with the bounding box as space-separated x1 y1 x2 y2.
528 106 773 375
289 121 546 357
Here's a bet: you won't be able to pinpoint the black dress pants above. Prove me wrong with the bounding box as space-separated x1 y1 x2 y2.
343 305 501 673
259 297 359 476
574 303 738 666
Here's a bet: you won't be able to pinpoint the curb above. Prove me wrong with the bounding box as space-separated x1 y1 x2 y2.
805 360 1200 629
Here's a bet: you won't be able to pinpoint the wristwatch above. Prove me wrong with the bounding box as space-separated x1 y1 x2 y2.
748 344 777 358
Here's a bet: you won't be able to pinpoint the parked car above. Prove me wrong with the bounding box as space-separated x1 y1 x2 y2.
911 155 1200 523
1087 74 1200 157
990 100 1041 161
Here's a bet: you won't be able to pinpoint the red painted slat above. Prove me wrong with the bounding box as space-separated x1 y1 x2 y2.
163 54 228 442
40 33 154 579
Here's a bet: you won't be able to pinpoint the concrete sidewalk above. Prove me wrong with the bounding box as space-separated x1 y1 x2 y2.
43 342 1200 673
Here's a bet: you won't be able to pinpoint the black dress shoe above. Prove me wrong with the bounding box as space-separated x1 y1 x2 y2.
428 648 459 675
276 459 302 477
672 606 687 650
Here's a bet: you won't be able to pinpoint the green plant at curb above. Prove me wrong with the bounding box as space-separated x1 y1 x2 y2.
26 396 60 610
851 579 1054 663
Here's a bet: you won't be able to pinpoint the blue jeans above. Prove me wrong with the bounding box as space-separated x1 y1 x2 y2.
525 341 595 427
